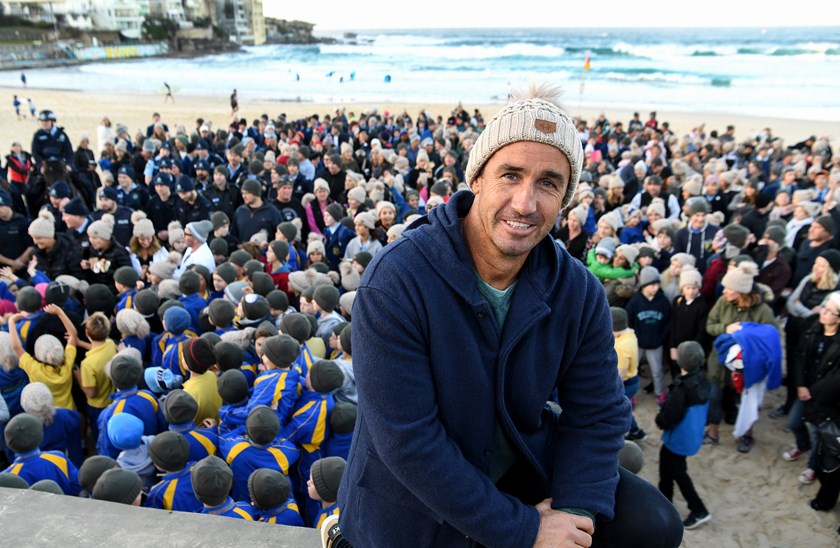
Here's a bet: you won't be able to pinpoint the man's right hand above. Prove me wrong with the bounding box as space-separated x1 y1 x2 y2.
534 500 593 547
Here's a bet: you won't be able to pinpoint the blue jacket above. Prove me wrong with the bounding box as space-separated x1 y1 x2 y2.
257 498 304 526
625 289 671 349
145 464 203 513
97 387 167 458
169 421 219 462
41 408 83 467
248 368 300 425
219 436 299 502
200 497 256 520
656 371 711 456
179 294 209 334
713 322 782 390
338 191 629 547
218 402 249 436
116 288 138 313
324 431 352 462
3 449 81 495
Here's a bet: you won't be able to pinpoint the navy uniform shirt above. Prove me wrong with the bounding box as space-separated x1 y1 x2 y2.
116 184 150 212
0 213 32 262
31 126 73 167
92 206 134 248
176 195 214 227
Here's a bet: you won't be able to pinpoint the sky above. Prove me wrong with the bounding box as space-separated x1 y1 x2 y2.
265 0 840 31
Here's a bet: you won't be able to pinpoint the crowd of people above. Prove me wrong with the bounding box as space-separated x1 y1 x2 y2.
0 97 838 539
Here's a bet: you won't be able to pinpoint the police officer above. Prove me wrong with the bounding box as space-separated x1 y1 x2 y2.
43 180 71 234
91 186 134 247
115 165 150 212
31 110 73 170
60 197 92 253
175 175 214 227
148 172 180 242
194 140 225 171
193 159 212 192
202 165 239 220
0 189 33 275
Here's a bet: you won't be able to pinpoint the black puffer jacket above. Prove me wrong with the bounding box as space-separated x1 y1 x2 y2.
35 233 85 280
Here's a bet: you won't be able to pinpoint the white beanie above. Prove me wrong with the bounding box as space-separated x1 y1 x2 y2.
34 334 65 367
721 261 758 294
465 82 583 208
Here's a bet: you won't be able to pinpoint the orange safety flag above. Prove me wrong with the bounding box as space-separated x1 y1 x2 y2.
584 51 591 72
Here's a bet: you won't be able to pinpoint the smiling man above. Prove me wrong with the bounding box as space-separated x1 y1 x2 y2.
334 84 682 548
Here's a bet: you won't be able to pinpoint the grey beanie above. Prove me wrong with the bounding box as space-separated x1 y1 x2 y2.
149 431 191 472
215 262 238 284
208 299 236 328
214 341 245 373
29 479 64 494
330 401 357 434
109 353 143 390
687 199 709 216
248 468 291 509
339 323 352 355
5 413 44 453
263 334 300 367
619 440 644 474
279 312 311 343
163 389 198 424
16 286 42 313
266 290 289 311
723 223 750 249
310 456 346 503
638 266 661 288
464 84 583 208
310 360 344 393
246 405 280 445
677 341 705 373
178 270 201 296
134 289 160 316
277 222 298 242
0 473 30 489
224 280 249 305
241 293 270 320
610 307 628 331
186 220 213 243
114 266 139 288
251 271 275 298
93 469 143 505
269 239 290 263
325 203 345 223
217 369 249 404
229 250 252 267
313 284 340 312
78 455 118 494
191 455 233 506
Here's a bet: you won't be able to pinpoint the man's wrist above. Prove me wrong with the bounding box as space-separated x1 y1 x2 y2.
558 507 595 522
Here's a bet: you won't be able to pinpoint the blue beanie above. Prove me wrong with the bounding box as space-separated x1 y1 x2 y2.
107 413 143 451
163 306 191 335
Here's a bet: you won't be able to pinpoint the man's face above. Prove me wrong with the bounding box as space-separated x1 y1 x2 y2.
99 197 117 213
62 212 81 228
213 172 227 188
155 184 171 200
117 173 133 189
645 181 661 197
184 231 198 249
39 120 52 131
178 191 194 203
690 212 706 229
809 222 830 243
468 141 569 261
195 169 209 181
228 151 241 166
241 191 257 206
278 184 292 201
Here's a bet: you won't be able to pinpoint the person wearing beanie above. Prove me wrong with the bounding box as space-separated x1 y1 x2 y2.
673 197 718 274
248 468 304 526
144 431 203 513
154 306 196 378
327 321 348 361
555 204 590 263
29 209 86 281
284 359 343 522
76 311 118 442
792 215 836 288
106 412 156 488
587 237 638 283
212 261 239 296
312 285 344 348
266 289 290 320
610 306 643 442
332 324 356 405
181 337 222 423
654 341 713 530
220 405 299 502
2 413 81 495
147 250 182 285
618 206 645 245
307 456 346 527
755 227 793 315
175 175 214 231
171 218 216 281
208 299 237 336
273 221 302 270
114 265 140 313
697 223 753 304
216 369 250 435
706 260 776 448
82 213 133 293
128 212 168 284
77 455 118 497
232 177 283 244
625 266 671 405
321 201 355 271
96 351 167 459
163 389 219 463
9 287 46 352
324 401 357 462
92 468 143 505
343 211 383 264
307 239 328 269
250 271 276 298
667 264 709 391
20 382 83 467
178 270 209 333
0 473 30 489
249 334 301 422
278 311 318 377
204 162 240 222
266 239 293 294
191 455 256 520
9 304 79 411
115 308 151 359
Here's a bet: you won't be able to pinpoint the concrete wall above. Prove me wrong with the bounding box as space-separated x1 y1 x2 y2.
0 488 320 547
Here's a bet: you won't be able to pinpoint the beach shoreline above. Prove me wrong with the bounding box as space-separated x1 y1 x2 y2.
3 87 836 152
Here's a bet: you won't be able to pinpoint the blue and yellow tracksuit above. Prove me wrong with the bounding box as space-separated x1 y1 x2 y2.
179 294 209 333
218 402 249 437
2 449 81 495
145 463 203 513
282 389 334 524
151 330 197 374
9 311 46 349
97 387 167 458
312 502 340 529
41 407 83 468
122 334 151 366
116 288 138 313
324 431 353 462
239 348 259 387
256 498 304 526
293 343 316 380
169 421 219 463
220 436 300 502
248 367 300 425
200 497 257 520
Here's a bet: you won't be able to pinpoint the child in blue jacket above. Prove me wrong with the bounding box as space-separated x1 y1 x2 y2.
248 468 304 526
145 431 203 513
626 266 672 404
655 341 712 530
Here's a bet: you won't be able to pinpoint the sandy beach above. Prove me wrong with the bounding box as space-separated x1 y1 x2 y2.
3 85 839 546
3 87 838 154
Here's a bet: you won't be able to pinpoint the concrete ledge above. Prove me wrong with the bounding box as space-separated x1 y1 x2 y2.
0 488 320 547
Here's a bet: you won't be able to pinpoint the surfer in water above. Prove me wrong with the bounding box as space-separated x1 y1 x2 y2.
164 82 174 103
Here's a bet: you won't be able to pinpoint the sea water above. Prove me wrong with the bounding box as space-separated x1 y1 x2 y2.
2 27 838 121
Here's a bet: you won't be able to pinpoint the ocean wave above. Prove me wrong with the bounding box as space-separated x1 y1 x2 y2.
321 42 565 60
600 71 712 86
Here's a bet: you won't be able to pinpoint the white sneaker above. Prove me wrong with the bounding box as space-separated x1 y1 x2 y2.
798 468 816 485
